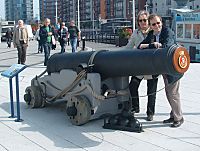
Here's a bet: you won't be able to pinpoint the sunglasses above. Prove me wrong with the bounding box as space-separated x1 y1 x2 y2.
139 19 148 23
151 22 161 26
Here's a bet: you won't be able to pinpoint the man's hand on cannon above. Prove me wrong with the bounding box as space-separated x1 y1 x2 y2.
153 42 162 48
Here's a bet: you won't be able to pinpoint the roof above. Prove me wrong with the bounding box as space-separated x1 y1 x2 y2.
170 6 194 13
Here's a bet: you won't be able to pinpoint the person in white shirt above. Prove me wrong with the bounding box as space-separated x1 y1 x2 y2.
35 25 43 53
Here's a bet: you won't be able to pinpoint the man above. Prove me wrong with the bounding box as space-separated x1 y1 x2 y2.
68 20 81 53
58 22 68 53
39 18 54 66
13 20 29 65
139 13 184 128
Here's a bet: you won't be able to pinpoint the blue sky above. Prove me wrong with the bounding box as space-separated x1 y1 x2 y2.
0 0 5 20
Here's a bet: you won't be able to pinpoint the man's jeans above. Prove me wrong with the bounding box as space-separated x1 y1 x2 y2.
43 43 51 66
70 38 78 53
60 39 67 53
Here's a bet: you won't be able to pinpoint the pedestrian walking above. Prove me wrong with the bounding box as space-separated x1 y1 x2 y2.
13 20 29 65
127 10 158 121
51 26 57 50
138 13 184 127
58 22 68 53
35 25 43 53
68 20 81 53
39 18 54 66
6 28 13 48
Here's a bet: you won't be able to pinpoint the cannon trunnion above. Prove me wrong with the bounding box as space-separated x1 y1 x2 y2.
24 44 190 132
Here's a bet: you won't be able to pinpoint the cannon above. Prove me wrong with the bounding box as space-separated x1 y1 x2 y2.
24 44 190 132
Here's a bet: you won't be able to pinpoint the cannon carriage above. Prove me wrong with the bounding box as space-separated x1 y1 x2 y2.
24 44 190 132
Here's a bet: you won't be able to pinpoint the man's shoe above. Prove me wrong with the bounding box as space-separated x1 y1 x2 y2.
171 118 184 128
163 117 174 123
147 115 153 121
131 108 140 113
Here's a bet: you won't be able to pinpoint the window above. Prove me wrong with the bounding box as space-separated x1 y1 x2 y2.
185 24 192 39
193 24 200 39
177 24 183 38
166 0 171 5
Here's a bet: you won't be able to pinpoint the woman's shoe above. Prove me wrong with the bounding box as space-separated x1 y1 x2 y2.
147 115 153 121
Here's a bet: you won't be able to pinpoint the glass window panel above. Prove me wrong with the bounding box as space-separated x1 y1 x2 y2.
185 24 191 39
193 24 200 39
177 24 183 38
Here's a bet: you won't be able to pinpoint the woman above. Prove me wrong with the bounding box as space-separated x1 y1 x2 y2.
127 10 158 121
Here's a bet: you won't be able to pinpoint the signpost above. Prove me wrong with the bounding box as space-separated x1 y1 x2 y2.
1 64 26 122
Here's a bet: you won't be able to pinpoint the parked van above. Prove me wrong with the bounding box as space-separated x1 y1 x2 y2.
1 26 14 41
1 21 15 41
25 25 34 41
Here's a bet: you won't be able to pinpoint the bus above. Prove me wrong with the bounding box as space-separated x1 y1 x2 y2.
0 21 15 41
175 11 200 62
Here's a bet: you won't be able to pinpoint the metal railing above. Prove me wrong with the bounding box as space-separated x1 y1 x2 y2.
83 33 119 45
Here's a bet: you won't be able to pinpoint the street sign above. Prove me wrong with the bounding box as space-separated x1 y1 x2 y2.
1 64 26 78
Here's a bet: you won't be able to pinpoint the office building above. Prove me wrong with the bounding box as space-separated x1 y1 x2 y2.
5 0 33 24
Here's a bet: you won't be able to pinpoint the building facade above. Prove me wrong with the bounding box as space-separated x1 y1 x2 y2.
146 0 200 27
37 0 200 31
39 0 62 24
5 0 33 24
58 0 146 28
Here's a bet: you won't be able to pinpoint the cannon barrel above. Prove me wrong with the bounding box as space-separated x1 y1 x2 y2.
47 45 190 78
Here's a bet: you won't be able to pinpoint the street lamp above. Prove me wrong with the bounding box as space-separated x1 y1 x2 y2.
92 3 94 37
77 0 80 30
55 0 58 24
132 0 135 30
0 16 1 43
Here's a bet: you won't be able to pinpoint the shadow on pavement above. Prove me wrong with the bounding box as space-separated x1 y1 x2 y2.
0 101 107 149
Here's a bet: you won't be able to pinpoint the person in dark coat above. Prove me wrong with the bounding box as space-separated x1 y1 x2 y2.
68 20 81 53
51 26 57 50
58 22 68 53
39 18 54 66
138 13 184 127
6 28 13 48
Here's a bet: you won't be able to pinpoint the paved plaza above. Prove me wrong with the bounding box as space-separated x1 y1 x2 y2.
0 40 200 151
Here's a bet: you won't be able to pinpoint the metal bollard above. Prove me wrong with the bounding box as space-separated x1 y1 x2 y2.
67 37 70 46
82 36 86 51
